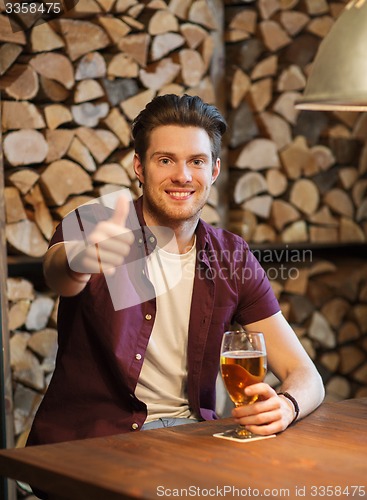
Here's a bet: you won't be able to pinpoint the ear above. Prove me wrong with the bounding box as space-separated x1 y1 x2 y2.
133 154 144 185
211 158 221 184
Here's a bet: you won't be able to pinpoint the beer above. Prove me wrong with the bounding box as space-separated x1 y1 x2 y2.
221 350 267 406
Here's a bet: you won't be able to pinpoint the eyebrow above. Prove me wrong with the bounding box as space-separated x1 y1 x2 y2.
150 151 211 160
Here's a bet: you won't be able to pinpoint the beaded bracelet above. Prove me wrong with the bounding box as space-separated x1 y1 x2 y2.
278 392 300 424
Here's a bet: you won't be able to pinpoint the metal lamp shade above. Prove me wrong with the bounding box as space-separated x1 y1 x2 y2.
296 0 367 111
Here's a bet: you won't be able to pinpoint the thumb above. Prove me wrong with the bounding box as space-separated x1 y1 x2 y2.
110 195 130 227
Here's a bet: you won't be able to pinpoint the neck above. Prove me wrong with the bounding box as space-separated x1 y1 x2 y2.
142 208 198 254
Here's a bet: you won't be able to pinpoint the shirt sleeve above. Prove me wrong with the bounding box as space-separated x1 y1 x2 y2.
234 241 281 325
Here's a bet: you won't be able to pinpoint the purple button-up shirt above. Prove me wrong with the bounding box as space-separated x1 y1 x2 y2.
27 197 280 446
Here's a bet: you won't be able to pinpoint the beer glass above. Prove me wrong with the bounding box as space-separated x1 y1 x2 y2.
220 330 267 439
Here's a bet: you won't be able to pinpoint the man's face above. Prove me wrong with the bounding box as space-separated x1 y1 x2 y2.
134 125 220 226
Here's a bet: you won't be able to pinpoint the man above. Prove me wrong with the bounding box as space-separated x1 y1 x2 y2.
27 94 324 448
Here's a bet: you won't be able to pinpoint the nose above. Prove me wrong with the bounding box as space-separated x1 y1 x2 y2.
171 162 192 184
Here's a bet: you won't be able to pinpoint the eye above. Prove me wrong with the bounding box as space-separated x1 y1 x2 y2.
191 158 206 167
159 157 172 166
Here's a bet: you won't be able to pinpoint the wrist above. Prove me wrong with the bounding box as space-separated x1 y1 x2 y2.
65 264 91 284
278 392 300 425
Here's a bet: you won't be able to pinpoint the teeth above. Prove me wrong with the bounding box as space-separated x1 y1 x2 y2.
170 192 190 198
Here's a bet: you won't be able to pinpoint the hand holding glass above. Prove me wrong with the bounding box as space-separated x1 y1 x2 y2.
220 330 267 439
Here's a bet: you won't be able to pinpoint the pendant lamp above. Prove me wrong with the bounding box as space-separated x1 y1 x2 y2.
296 0 367 111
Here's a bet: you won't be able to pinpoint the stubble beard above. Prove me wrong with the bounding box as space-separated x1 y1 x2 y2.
142 185 209 230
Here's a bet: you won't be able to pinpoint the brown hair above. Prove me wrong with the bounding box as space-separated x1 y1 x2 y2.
131 94 227 166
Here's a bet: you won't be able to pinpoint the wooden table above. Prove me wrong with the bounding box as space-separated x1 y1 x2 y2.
0 398 366 499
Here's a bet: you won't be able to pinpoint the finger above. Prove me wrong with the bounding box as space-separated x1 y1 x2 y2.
110 195 130 227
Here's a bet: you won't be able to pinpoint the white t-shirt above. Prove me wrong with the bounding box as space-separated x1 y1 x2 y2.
135 241 196 422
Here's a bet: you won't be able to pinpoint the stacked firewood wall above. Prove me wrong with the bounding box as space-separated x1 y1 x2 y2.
224 0 367 399
1 0 224 453
225 0 367 244
1 0 367 456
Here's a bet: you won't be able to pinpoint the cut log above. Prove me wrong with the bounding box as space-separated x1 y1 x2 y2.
281 220 308 242
97 16 131 44
277 64 306 91
188 0 217 30
26 296 55 331
0 43 23 76
273 91 301 125
44 104 72 130
249 78 272 112
93 163 131 186
54 196 95 218
242 195 272 219
229 209 257 240
67 136 97 172
45 129 75 163
1 101 45 131
235 138 280 170
71 102 109 127
30 21 65 52
321 298 350 329
339 167 359 190
151 32 185 61
284 268 309 295
339 218 365 243
40 160 93 206
24 184 54 240
103 107 131 147
311 145 335 171
324 189 354 218
6 220 48 257
76 127 119 163
230 68 251 109
309 226 338 243
290 178 320 215
120 89 156 120
139 57 181 90
251 55 277 80
308 206 338 227
266 169 287 197
259 0 280 20
0 64 39 100
7 277 35 302
118 33 151 67
233 172 267 204
7 169 39 195
258 111 292 150
271 199 300 231
178 49 205 87
307 15 334 38
39 75 70 102
148 9 179 35
280 136 315 180
75 52 107 80
107 53 139 78
30 53 74 89
168 0 191 19
228 9 257 33
56 19 110 61
252 223 276 243
180 23 207 49
74 79 105 103
4 187 27 223
259 20 291 52
3 129 48 167
279 10 309 36
0 14 26 44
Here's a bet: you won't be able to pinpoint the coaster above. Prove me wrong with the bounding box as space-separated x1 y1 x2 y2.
213 432 276 443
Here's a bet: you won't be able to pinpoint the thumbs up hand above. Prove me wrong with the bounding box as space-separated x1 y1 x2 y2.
67 196 135 277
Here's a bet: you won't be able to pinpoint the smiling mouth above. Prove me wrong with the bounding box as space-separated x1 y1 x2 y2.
166 191 194 200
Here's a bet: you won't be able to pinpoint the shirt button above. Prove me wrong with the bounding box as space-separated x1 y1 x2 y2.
131 423 139 430
135 353 142 360
145 314 152 320
138 238 143 244
149 236 155 243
